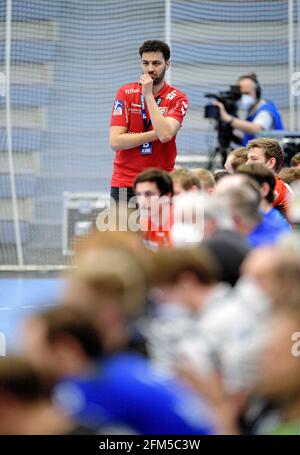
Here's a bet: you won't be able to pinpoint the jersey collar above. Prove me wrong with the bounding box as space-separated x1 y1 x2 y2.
154 81 169 99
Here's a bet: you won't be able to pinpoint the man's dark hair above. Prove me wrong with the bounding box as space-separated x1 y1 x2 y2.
213 170 230 182
238 73 262 100
151 247 218 287
139 40 170 62
134 168 174 197
36 306 103 360
247 138 284 173
0 357 50 402
237 162 276 204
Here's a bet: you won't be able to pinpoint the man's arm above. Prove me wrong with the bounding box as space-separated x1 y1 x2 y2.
109 126 158 151
141 74 181 143
215 101 263 135
145 95 181 143
229 117 262 135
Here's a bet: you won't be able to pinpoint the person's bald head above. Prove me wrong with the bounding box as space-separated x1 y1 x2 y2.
214 175 262 234
215 174 252 194
242 246 300 308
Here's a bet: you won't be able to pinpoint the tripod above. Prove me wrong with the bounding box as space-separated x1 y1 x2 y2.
207 120 234 170
207 119 242 170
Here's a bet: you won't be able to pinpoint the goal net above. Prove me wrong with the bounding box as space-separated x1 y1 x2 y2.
0 0 298 268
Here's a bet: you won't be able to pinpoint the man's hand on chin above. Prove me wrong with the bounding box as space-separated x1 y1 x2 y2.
140 74 154 99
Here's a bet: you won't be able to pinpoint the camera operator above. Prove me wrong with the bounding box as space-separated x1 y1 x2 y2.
214 74 283 146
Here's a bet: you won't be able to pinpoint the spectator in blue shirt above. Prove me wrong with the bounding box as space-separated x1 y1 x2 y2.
22 305 217 435
215 174 290 248
237 163 291 237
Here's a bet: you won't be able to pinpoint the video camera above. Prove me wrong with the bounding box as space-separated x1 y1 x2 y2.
204 85 242 120
204 85 242 168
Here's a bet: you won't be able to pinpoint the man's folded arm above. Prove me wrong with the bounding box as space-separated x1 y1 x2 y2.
152 116 181 143
109 126 158 151
145 94 181 143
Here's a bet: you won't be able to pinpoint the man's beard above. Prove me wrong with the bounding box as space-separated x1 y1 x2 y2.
153 67 166 85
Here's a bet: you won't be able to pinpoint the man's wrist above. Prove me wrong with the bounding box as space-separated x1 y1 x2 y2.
144 93 154 102
227 115 234 126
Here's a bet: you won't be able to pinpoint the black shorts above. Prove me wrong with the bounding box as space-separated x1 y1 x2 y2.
110 187 136 205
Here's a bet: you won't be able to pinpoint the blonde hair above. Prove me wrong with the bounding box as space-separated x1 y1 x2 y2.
279 167 300 185
171 168 201 191
291 152 300 167
193 168 215 190
229 147 248 172
71 247 148 317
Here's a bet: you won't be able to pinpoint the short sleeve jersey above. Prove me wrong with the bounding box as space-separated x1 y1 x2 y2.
140 204 174 251
110 82 188 188
273 175 291 216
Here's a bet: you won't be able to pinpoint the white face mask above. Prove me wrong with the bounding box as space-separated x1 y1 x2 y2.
239 94 256 110
171 222 203 247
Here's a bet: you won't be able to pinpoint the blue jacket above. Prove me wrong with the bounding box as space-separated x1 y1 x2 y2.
53 352 216 435
243 100 283 146
247 209 290 248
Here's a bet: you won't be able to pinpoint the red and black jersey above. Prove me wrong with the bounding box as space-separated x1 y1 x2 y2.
139 204 174 251
110 81 188 188
273 175 291 216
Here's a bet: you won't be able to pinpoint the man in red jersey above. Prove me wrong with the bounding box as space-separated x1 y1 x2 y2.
133 168 174 251
109 40 188 203
246 138 292 216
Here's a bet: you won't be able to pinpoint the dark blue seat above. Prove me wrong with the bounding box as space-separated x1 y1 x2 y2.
0 85 51 108
0 129 44 152
172 1 288 22
0 0 61 21
0 42 56 63
0 220 31 243
0 173 36 198
172 43 288 65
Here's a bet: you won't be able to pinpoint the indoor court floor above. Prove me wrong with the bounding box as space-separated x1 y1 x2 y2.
0 275 62 352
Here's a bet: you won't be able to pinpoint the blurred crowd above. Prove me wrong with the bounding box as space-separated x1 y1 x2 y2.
1 138 300 435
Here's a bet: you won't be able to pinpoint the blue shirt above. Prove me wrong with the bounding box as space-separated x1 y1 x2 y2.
53 352 216 435
247 209 291 248
263 207 291 233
